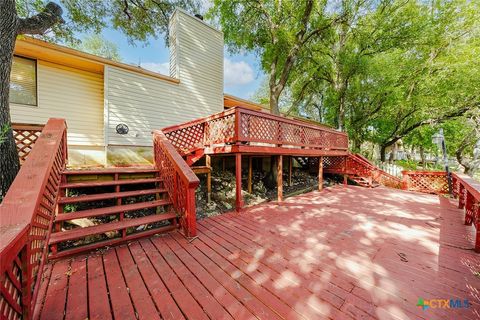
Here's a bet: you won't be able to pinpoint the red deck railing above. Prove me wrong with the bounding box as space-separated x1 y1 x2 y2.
0 119 67 319
153 130 200 237
452 173 480 252
162 106 349 155
323 154 403 188
12 123 44 164
401 171 449 194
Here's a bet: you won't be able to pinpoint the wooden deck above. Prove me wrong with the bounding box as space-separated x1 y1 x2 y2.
35 186 480 320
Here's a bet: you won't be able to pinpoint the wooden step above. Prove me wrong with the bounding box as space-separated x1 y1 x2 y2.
63 167 156 175
49 212 177 245
49 224 177 260
59 188 167 204
55 200 171 222
60 177 162 189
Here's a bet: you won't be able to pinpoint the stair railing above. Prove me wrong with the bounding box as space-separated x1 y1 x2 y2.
346 154 403 188
153 130 200 237
0 118 67 319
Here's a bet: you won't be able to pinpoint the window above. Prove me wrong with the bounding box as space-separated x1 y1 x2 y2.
10 56 37 106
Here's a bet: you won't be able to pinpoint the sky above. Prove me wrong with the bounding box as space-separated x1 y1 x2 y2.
99 25 265 100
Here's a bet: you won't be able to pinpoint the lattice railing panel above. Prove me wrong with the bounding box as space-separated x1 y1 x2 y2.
1 119 67 319
403 172 449 194
12 124 44 164
153 130 199 237
205 113 235 145
164 123 205 155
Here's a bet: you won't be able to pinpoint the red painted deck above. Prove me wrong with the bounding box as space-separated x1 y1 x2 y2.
35 186 480 320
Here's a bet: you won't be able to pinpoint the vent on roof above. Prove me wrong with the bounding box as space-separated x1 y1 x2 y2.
194 14 204 20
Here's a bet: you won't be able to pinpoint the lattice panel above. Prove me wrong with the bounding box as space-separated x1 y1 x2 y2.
323 156 346 171
154 132 198 236
13 125 43 164
165 123 205 155
239 112 349 150
405 173 449 194
0 250 24 320
1 120 67 319
205 114 235 145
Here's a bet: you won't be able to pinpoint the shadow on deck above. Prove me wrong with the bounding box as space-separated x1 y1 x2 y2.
35 186 480 320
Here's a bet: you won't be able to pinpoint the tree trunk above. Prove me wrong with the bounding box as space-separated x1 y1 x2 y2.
269 89 280 115
0 0 20 198
380 145 387 162
420 146 426 169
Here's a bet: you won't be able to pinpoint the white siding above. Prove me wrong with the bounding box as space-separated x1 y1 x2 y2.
10 60 104 146
106 10 224 147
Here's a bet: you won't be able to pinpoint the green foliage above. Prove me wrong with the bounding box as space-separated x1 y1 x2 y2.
73 34 122 61
16 0 200 44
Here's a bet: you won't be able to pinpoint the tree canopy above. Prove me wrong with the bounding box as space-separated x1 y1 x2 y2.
238 0 480 173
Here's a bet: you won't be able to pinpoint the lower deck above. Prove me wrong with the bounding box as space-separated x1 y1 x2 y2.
35 186 480 320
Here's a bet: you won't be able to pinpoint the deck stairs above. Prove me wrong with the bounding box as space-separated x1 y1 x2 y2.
48 166 178 259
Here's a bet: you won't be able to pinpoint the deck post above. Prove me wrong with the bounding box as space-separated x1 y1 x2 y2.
248 156 253 193
343 174 348 185
288 156 293 187
318 156 323 191
206 155 211 203
235 153 243 211
277 155 283 202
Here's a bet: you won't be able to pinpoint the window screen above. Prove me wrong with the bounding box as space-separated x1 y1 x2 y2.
10 56 37 106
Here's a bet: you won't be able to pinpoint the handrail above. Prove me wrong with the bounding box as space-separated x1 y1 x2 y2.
451 172 480 252
162 106 348 155
153 130 200 237
0 118 67 319
345 154 402 188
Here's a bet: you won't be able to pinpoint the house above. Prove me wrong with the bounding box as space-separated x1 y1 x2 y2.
10 9 234 167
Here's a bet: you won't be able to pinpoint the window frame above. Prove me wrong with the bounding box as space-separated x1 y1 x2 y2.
10 55 38 107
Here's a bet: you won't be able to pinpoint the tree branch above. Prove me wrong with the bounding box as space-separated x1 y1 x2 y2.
16 2 64 35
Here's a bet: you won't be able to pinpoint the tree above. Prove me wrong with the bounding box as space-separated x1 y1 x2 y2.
1 0 199 198
74 34 122 61
210 0 337 115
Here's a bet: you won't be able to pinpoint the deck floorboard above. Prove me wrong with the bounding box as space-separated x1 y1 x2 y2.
36 186 480 320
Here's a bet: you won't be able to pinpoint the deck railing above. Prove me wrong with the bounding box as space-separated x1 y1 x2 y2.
323 154 403 188
12 123 44 164
0 119 67 319
452 173 480 252
162 106 348 155
401 171 449 194
153 130 200 237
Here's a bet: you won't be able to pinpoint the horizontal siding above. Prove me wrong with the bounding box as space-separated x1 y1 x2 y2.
106 11 224 147
10 61 104 146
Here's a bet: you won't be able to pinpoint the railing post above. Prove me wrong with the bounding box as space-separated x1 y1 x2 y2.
401 171 408 190
318 156 323 191
186 187 197 237
458 184 465 209
234 107 241 144
235 153 243 211
465 192 474 226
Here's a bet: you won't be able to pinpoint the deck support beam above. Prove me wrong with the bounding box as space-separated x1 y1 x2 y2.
235 153 243 211
248 157 253 193
206 155 211 203
318 156 323 191
277 155 283 202
288 156 293 187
